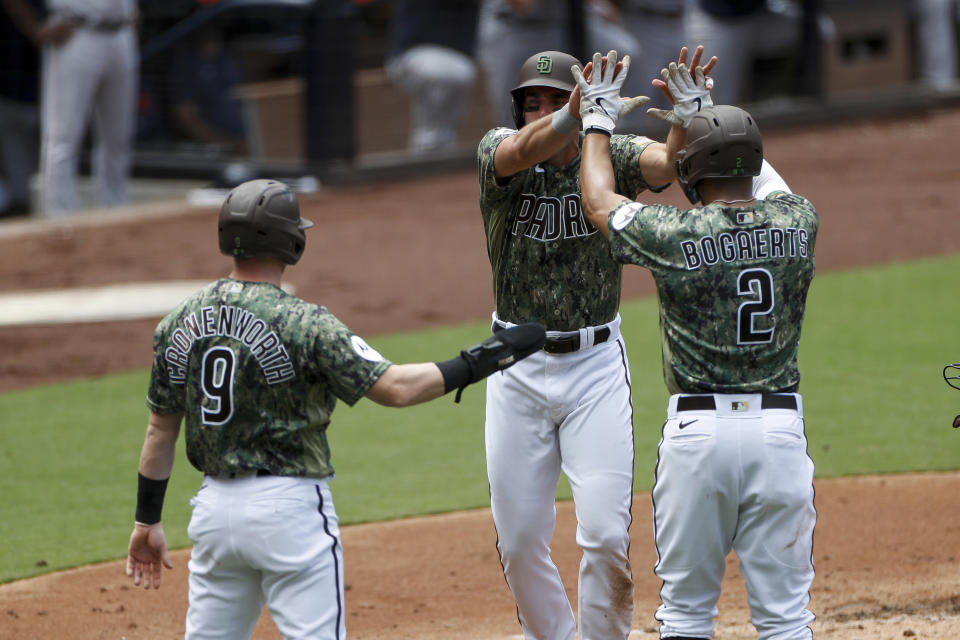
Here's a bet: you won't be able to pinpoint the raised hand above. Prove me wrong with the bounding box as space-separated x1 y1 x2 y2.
572 50 650 134
647 61 715 128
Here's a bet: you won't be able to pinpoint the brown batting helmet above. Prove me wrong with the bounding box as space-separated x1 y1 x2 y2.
218 179 313 265
510 51 582 129
677 105 764 204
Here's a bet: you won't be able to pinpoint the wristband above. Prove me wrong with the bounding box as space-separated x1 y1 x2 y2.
550 105 578 135
584 127 612 137
436 356 472 394
135 472 169 525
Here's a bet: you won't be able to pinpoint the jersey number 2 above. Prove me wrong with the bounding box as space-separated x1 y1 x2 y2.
202 346 236 425
737 268 775 345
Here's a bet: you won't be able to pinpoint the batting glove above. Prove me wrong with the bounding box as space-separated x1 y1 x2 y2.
647 62 714 128
572 50 649 134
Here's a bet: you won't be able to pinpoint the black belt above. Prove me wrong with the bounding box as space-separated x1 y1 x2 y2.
676 394 797 412
222 469 272 479
543 327 611 354
494 324 611 354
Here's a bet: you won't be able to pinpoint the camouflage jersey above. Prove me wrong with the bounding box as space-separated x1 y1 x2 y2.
606 192 818 394
478 127 661 331
146 278 391 478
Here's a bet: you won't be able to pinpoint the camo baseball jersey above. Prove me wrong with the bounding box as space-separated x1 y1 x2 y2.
605 191 818 393
146 278 391 478
478 128 660 330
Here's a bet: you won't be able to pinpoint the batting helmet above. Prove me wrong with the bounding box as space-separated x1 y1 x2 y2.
677 105 763 204
510 51 582 129
218 179 313 265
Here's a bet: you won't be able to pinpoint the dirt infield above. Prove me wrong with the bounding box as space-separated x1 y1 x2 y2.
2 106 960 638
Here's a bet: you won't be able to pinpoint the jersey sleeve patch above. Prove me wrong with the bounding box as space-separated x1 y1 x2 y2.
351 335 384 362
611 202 642 231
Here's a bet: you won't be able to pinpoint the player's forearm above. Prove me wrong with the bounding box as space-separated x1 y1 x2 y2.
639 124 687 187
134 412 181 525
664 123 687 177
138 412 182 480
495 108 578 176
580 132 618 238
367 363 445 407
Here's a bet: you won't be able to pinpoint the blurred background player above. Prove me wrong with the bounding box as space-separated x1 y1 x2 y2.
476 0 647 132
38 0 139 216
385 0 480 154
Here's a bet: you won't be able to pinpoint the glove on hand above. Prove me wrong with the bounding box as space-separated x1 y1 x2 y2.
647 62 714 128
461 323 545 381
573 50 649 133
446 323 546 402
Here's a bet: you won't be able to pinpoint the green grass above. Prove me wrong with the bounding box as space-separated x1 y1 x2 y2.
1 254 958 583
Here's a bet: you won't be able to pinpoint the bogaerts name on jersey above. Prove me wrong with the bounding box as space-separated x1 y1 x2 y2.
680 226 811 271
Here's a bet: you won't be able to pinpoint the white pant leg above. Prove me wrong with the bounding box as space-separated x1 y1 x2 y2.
41 32 99 215
91 28 137 207
186 478 266 640
734 408 815 640
652 404 732 639
254 479 345 640
386 44 477 152
486 352 576 640
914 0 959 88
557 337 636 640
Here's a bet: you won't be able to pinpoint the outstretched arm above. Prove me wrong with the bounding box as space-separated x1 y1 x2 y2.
366 323 546 406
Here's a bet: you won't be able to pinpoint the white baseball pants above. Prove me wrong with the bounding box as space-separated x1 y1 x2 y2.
652 393 816 639
485 315 636 640
185 475 345 640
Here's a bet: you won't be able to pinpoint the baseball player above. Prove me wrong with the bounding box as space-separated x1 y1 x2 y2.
578 54 819 639
124 179 545 639
38 0 139 215
476 47 715 639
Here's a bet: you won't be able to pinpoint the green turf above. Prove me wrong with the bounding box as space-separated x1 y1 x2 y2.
1 254 958 583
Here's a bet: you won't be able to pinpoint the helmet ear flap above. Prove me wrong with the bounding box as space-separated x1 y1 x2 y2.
510 90 525 130
675 154 701 205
